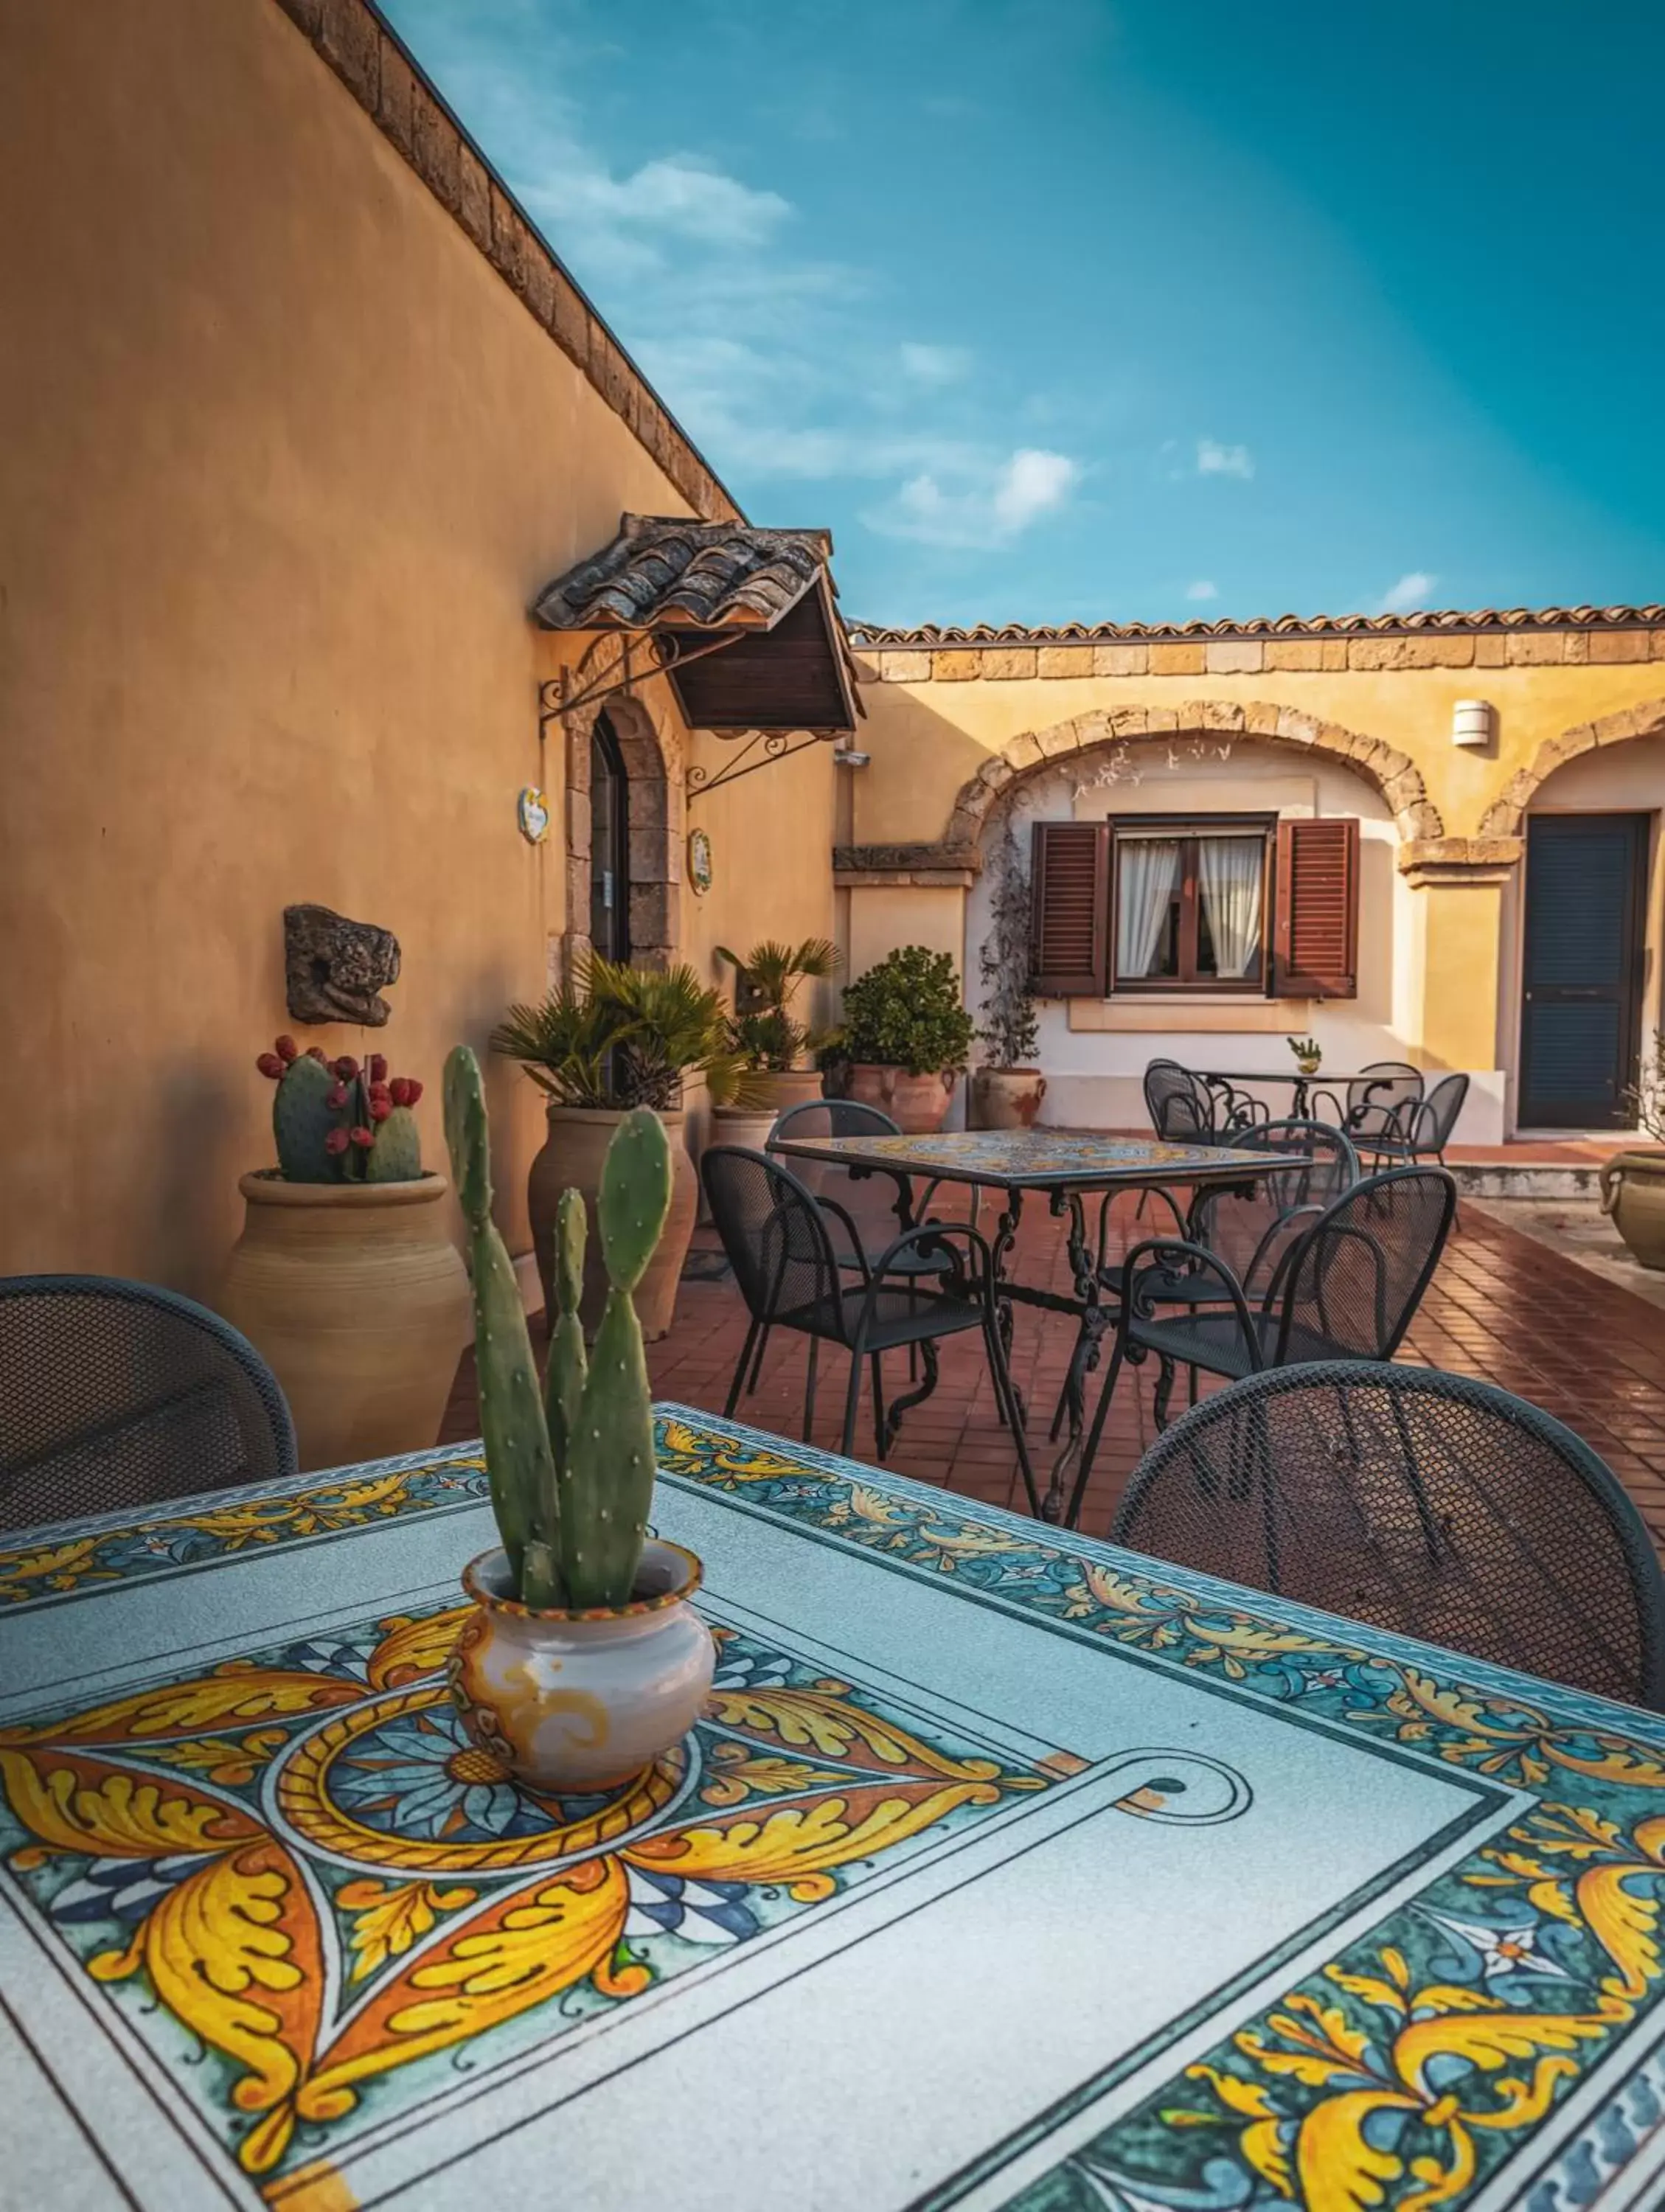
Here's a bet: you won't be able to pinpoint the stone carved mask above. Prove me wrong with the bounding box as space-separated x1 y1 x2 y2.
283 904 402 1028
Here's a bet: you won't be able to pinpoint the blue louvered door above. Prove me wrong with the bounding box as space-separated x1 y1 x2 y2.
1519 813 1647 1128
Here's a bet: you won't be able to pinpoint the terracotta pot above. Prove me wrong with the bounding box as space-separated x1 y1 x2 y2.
529 1105 695 1339
450 1541 716 1791
1600 1149 1665 1270
847 1064 956 1134
710 1105 777 1154
220 1171 470 1472
747 1068 824 1116
971 1067 1048 1131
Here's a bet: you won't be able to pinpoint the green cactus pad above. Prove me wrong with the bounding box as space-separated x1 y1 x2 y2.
544 1188 587 1475
594 1108 672 1295
563 1284 657 1609
273 1054 339 1182
444 1047 493 1223
365 1105 422 1183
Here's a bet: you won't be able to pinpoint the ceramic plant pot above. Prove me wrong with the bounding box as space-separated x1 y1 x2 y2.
1296 1056 1322 1079
450 1541 716 1791
847 1064 956 1134
220 1171 470 1471
529 1105 696 1338
709 1104 777 1154
970 1067 1047 1130
1600 1149 1665 1270
748 1068 824 1116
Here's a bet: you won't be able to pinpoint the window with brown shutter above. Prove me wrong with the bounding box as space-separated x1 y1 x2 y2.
1029 821 1110 996
1273 816 1360 998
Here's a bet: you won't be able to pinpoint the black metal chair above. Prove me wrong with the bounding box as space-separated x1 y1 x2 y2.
0 1275 297 1533
1165 1119 1362 1304
1144 1059 1265 1144
1068 1166 1458 1525
701 1145 1039 1514
1366 1072 1470 1172
1311 1060 1423 1147
768 1099 945 1272
1110 1361 1665 1711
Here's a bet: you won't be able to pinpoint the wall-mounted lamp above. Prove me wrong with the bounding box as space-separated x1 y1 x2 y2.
833 747 871 768
1451 698 1495 749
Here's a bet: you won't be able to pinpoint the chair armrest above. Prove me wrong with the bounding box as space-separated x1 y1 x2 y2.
1117 1237 1259 1351
867 1220 991 1282
813 1194 873 1285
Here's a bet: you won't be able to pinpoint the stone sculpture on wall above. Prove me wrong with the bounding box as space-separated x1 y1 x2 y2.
283 904 401 1027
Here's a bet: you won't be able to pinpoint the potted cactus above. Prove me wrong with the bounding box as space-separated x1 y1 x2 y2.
444 1046 714 1790
220 1035 470 1471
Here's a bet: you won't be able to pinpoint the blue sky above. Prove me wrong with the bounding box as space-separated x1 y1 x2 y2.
382 0 1665 630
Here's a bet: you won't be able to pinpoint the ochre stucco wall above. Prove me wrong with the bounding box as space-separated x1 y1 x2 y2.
0 0 831 1293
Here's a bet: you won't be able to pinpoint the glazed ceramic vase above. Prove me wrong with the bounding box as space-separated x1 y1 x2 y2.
529 1105 695 1338
220 1170 470 1471
970 1067 1047 1130
847 1064 956 1133
450 1540 716 1791
1600 1149 1665 1270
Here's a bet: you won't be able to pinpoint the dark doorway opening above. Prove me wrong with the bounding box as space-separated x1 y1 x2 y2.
1519 812 1648 1129
590 713 630 964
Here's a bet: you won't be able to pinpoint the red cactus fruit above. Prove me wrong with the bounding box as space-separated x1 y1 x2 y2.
368 1053 388 1083
306 1046 329 1063
334 1055 361 1081
324 1127 350 1155
350 1124 375 1150
256 1051 285 1079
326 1083 349 1110
388 1077 411 1107
403 1078 423 1107
369 1096 392 1122
275 1034 299 1062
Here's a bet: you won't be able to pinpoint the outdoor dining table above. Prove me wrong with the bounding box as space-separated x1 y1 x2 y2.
1197 1067 1411 1123
4 1408 1665 2211
767 1129 1303 1520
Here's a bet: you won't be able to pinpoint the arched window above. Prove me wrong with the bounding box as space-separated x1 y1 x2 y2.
589 713 630 963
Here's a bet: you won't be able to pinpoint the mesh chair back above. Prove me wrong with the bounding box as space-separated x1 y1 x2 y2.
702 1147 846 1332
1144 1060 1212 1143
0 1276 297 1533
1418 1072 1470 1150
1346 1061 1423 1141
1113 1361 1665 1709
769 1099 910 1258
1189 1119 1360 1293
1275 1168 1456 1362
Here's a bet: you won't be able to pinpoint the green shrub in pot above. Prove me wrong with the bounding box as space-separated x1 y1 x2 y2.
841 945 976 1133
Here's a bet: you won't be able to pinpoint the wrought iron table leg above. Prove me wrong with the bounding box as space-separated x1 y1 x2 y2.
1041 1189 1111 1522
880 1337 939 1453
988 1189 1026 1431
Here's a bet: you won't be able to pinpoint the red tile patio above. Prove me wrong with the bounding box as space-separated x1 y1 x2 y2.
442 1197 1665 1558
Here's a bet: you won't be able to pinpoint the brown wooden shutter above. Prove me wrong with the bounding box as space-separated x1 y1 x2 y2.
1273 817 1359 998
1029 821 1110 996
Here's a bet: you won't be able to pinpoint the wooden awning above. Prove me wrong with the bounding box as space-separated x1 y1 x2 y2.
532 513 861 734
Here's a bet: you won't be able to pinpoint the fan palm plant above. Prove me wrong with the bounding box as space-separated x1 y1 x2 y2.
715 936 841 1071
492 953 757 1109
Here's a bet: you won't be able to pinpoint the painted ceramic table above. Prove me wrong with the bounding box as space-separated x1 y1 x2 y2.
1198 1068 1416 1124
4 1413 1665 2211
768 1130 1301 1517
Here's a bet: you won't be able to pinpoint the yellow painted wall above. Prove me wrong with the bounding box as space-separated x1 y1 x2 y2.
0 0 817 1293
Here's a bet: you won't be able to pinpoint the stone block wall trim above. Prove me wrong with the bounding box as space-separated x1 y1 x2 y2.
941 704 1444 848
1475 699 1665 838
269 0 737 524
832 844 983 877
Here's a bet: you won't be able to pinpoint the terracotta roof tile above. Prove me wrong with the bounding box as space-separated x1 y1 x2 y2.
847 604 1665 647
534 514 836 633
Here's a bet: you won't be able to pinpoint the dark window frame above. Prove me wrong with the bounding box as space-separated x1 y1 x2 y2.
1110 813 1276 996
589 712 631 964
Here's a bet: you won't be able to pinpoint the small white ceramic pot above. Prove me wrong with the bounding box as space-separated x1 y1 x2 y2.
449 1540 716 1791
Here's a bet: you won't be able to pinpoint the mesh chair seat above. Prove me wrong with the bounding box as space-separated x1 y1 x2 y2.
1112 1361 1665 1711
777 1283 988 1346
1130 1308 1371 1378
0 1275 296 1533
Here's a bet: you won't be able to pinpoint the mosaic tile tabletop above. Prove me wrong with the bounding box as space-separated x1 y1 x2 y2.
766 1129 1300 1190
4 1412 1665 2209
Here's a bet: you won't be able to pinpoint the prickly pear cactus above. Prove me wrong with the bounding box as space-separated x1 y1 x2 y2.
561 1108 672 1608
365 1105 422 1183
544 1188 588 1467
443 1046 558 1599
274 1054 338 1181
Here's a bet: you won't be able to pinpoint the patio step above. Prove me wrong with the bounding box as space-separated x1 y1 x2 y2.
1449 1158 1606 1200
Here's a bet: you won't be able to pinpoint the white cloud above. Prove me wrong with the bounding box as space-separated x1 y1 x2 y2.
865 448 1080 548
1196 438 1255 480
549 156 791 250
1378 571 1436 613
1185 579 1219 601
899 341 972 386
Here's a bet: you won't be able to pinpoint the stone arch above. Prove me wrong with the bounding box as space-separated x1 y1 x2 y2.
560 688 681 972
1477 698 1665 838
942 700 1443 849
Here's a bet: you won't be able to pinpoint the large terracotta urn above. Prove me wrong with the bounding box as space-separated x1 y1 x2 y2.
847 1064 956 1134
221 1172 470 1471
749 1068 825 1118
530 1106 696 1338
970 1067 1047 1131
1600 1150 1665 1270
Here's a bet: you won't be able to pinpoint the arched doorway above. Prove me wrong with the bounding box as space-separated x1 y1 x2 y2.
588 712 630 964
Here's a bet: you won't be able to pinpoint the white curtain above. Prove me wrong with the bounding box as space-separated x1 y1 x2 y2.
1116 838 1181 978
1198 835 1264 977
